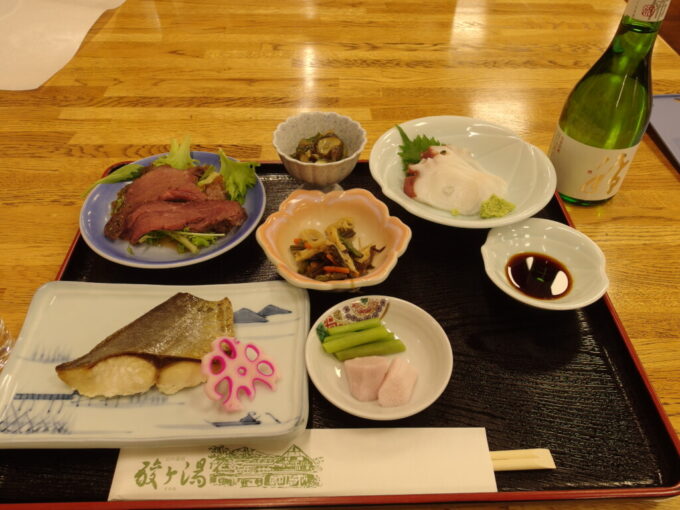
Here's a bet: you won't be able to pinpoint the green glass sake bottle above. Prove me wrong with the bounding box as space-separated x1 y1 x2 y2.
548 0 671 206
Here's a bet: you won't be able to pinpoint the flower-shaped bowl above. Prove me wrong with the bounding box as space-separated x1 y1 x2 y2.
369 116 556 228
256 189 411 291
273 112 367 191
481 218 609 310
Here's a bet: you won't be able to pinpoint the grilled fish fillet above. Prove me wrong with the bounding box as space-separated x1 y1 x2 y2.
55 293 233 398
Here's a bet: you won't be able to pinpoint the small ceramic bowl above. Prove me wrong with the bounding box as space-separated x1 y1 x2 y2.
273 112 367 191
305 296 453 420
256 189 411 291
480 218 609 311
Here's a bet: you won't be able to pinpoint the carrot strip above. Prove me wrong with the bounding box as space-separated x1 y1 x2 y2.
323 266 350 274
304 242 313 249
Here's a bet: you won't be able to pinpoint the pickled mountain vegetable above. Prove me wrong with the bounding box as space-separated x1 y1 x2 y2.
289 218 383 281
292 131 345 163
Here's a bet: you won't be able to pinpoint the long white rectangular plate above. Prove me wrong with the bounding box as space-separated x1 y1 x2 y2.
0 281 309 448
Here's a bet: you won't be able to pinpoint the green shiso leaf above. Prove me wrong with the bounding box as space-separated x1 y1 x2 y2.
395 124 441 172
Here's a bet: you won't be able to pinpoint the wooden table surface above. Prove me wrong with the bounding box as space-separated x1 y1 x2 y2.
0 0 678 508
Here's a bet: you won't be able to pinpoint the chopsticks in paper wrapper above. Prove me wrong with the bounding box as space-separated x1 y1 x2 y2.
490 449 556 471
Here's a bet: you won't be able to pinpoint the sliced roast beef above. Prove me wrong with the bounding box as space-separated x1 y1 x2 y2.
105 165 212 240
121 165 205 208
122 200 247 244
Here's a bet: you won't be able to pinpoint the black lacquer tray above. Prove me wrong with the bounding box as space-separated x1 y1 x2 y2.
1 162 678 507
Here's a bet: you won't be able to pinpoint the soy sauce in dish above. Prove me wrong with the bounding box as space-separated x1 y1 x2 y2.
505 252 572 300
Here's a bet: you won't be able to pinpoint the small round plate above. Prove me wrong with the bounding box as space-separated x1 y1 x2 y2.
369 115 557 228
480 218 609 310
305 296 453 420
80 151 266 269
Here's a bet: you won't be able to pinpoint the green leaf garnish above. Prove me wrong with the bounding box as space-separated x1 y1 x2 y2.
218 148 259 204
82 163 144 197
152 136 200 170
395 124 441 172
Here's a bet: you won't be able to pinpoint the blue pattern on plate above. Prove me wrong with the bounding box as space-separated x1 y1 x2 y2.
0 281 309 446
234 304 292 323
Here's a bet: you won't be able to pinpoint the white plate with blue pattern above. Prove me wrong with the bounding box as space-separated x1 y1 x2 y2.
0 281 309 448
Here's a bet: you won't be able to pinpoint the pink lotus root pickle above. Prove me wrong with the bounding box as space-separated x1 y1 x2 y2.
201 337 279 412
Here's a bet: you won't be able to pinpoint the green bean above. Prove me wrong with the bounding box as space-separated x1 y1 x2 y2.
321 325 393 354
335 339 406 361
326 318 383 338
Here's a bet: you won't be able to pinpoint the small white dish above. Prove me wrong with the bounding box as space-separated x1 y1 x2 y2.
305 296 453 420
369 116 557 228
480 218 609 310
80 151 266 269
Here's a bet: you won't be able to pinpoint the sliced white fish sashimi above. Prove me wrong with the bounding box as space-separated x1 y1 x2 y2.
409 145 507 215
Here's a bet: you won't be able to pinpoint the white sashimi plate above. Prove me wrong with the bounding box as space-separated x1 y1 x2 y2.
369 116 557 228
305 296 453 421
80 151 266 269
0 281 309 448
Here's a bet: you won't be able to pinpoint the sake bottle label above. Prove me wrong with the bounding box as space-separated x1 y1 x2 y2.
548 125 640 201
624 0 670 22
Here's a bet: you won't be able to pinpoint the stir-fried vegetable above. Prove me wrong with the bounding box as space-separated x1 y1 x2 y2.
290 218 383 281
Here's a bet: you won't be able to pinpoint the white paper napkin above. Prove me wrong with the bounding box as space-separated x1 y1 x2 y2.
0 0 126 91
109 428 498 500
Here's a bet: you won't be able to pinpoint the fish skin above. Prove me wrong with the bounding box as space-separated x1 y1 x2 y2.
56 292 234 375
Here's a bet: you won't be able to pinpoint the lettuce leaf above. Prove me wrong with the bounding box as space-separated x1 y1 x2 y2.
82 163 144 197
152 137 200 170
218 148 259 204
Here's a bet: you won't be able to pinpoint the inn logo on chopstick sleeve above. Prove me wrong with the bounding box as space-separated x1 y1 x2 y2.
133 445 323 491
